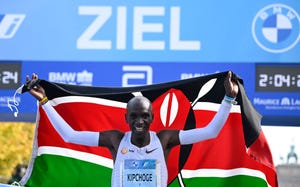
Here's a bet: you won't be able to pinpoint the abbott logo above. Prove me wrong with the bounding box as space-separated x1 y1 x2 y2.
252 4 300 53
122 65 153 87
0 14 26 39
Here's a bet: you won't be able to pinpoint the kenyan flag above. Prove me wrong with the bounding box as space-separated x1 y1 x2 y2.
20 71 278 187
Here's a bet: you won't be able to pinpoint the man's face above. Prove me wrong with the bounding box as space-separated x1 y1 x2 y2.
125 98 154 136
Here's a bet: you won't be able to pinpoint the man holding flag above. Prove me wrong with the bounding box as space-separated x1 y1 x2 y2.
25 71 238 187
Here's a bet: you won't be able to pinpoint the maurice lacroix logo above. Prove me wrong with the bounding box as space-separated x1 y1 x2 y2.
0 14 26 39
252 4 300 53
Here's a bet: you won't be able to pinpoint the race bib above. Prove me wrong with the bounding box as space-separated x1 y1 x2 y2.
123 159 157 187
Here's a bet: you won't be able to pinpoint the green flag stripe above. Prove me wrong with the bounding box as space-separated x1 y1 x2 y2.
181 168 268 181
169 175 269 187
38 146 113 168
26 154 112 187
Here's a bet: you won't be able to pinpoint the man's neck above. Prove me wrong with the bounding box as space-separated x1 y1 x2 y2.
131 132 150 148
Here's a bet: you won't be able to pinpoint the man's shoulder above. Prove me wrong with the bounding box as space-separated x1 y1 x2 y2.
101 130 124 139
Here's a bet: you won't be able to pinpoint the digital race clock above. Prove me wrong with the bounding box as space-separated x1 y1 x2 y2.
0 63 21 90
256 65 300 92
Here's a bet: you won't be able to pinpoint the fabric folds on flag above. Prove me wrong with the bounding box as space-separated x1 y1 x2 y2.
20 71 278 187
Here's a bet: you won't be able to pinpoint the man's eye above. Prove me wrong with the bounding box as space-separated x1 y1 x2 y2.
130 115 137 120
142 114 150 119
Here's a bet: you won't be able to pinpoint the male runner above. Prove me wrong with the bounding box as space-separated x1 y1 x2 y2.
26 71 238 187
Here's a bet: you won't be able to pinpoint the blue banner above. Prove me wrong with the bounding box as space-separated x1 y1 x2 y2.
0 61 299 126
0 1 299 62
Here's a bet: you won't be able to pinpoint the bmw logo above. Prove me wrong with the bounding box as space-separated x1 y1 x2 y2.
252 4 300 53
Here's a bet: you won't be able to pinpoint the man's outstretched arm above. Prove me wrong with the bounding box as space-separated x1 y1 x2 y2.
27 73 100 146
179 98 233 145
179 71 238 145
41 102 100 146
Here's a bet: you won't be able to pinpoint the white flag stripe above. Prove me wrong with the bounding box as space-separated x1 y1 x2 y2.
50 96 240 113
38 146 113 169
181 168 271 186
50 96 127 108
194 102 241 113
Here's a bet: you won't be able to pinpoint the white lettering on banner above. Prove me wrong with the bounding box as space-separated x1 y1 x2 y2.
133 7 165 50
122 65 152 87
253 97 300 111
281 97 290 105
254 97 300 106
117 7 127 50
181 71 220 80
48 71 93 86
0 14 26 39
0 96 20 107
49 72 77 84
77 6 201 50
291 99 300 105
280 97 300 106
169 7 200 50
253 98 280 105
77 6 112 49
181 73 203 79
77 70 93 86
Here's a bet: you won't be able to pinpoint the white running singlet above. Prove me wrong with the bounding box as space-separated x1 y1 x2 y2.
112 131 168 187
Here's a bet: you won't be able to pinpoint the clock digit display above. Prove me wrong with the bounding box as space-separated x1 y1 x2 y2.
0 63 21 90
259 74 268 87
256 65 300 92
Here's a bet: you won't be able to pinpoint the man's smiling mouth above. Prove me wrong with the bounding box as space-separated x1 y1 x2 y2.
135 126 144 132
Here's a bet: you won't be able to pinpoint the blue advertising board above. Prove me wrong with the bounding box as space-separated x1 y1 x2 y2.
0 1 299 126
0 61 299 126
0 1 299 62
